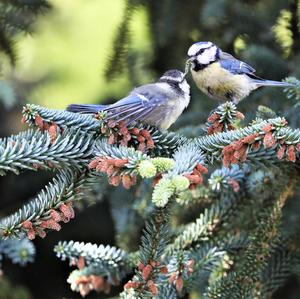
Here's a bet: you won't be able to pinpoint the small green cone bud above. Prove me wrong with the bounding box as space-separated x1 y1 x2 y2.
138 160 157 178
152 178 175 207
172 175 190 191
151 158 175 172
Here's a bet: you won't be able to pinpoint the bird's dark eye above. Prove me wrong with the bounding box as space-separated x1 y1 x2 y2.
198 49 205 55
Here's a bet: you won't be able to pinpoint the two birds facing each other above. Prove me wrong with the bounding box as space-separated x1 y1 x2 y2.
67 41 292 130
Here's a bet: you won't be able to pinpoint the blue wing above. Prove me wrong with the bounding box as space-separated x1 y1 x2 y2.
67 104 107 113
67 85 168 126
219 51 260 79
103 91 166 125
219 51 292 87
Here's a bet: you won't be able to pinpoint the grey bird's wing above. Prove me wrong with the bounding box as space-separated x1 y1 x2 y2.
103 83 167 125
219 51 262 80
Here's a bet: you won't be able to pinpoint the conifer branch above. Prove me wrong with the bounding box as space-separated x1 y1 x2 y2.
256 105 278 120
22 104 186 156
0 169 91 239
0 238 35 266
167 165 246 254
284 77 300 104
0 129 93 175
123 206 171 298
104 0 135 80
55 241 131 287
4 89 300 298
0 0 51 64
195 117 300 166
261 246 300 297
205 102 244 135
90 140 175 189
67 265 116 296
205 178 296 299
93 139 148 171
22 104 102 133
166 247 225 296
152 143 208 207
168 143 206 177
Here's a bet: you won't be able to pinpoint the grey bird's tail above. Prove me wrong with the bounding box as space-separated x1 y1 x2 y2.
67 104 107 114
254 79 293 88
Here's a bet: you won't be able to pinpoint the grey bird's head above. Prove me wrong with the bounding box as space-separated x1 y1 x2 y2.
187 41 220 71
159 69 185 83
159 69 190 95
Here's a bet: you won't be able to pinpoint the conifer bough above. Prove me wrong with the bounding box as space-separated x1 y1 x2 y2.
2 79 300 298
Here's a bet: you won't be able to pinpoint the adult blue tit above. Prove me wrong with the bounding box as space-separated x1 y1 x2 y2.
187 41 292 104
67 69 190 130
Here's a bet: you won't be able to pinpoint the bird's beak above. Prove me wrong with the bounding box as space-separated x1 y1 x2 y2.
182 58 192 80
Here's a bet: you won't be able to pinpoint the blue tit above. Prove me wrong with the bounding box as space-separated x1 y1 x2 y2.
67 69 190 130
187 41 292 104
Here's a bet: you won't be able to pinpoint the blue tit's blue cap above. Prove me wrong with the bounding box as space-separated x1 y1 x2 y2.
194 41 211 45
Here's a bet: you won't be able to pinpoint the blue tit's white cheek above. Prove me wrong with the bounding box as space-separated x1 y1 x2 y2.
197 47 218 65
188 44 201 56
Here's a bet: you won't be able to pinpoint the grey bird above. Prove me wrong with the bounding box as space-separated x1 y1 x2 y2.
67 69 190 130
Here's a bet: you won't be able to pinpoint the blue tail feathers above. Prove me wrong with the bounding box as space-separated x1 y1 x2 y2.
255 79 293 87
67 104 107 114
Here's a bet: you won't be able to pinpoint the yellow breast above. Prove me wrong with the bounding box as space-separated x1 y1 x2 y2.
191 62 255 103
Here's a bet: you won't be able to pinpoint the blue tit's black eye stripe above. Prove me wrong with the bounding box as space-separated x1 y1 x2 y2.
196 44 214 55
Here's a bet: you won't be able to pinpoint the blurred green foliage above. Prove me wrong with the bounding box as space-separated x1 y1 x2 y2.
8 0 150 108
0 277 32 299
